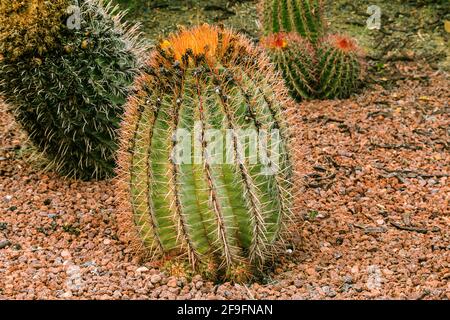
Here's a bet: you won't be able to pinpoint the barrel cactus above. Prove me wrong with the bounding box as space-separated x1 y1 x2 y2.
316 34 365 99
261 32 317 101
117 25 295 282
259 0 325 44
0 0 146 180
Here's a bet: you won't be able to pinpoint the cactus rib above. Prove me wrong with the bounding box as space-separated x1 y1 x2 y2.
260 0 325 44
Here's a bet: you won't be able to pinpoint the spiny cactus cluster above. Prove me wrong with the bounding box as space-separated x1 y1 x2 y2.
117 25 295 282
259 1 365 101
260 0 325 44
262 32 364 101
0 0 146 180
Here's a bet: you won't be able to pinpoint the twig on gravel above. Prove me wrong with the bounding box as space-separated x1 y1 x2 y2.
244 285 256 300
370 143 423 151
367 110 393 119
416 289 431 300
325 156 345 170
380 167 450 179
390 221 428 234
313 115 345 125
353 223 387 234
304 161 337 190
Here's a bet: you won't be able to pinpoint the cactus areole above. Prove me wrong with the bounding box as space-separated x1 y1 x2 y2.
117 25 295 282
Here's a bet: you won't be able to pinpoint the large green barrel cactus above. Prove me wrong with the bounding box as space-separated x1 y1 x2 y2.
0 0 146 179
316 34 365 99
261 32 317 101
260 0 325 44
117 25 295 282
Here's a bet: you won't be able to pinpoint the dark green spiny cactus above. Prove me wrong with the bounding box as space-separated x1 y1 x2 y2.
0 0 146 180
260 0 325 44
117 25 295 282
261 32 317 101
316 35 364 99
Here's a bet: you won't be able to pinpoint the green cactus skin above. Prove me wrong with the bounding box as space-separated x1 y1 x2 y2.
316 35 364 100
261 33 317 102
117 25 295 282
0 0 146 180
260 0 325 44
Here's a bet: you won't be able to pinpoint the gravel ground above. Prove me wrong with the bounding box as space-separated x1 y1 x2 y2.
0 64 449 300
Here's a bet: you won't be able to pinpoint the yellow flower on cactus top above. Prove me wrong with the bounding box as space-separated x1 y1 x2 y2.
160 40 172 50
158 25 239 65
445 20 450 33
261 33 290 50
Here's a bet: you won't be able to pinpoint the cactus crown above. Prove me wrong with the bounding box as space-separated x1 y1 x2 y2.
117 25 294 282
159 25 228 62
261 33 290 50
328 34 360 53
0 0 71 60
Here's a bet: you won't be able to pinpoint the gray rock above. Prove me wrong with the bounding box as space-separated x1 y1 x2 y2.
341 283 353 293
0 240 11 249
343 275 354 284
322 285 337 298
150 274 162 284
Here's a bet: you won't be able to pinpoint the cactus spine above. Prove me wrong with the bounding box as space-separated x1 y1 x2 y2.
0 0 146 180
316 35 364 99
260 0 325 44
261 33 317 101
117 25 294 281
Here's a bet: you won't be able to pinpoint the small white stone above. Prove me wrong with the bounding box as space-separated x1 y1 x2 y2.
61 249 71 259
136 266 149 274
66 265 81 276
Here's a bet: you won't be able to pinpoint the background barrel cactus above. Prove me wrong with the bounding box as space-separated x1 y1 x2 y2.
261 32 317 101
258 1 365 101
260 0 325 44
316 35 365 99
117 25 295 282
0 0 146 180
0 0 69 61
